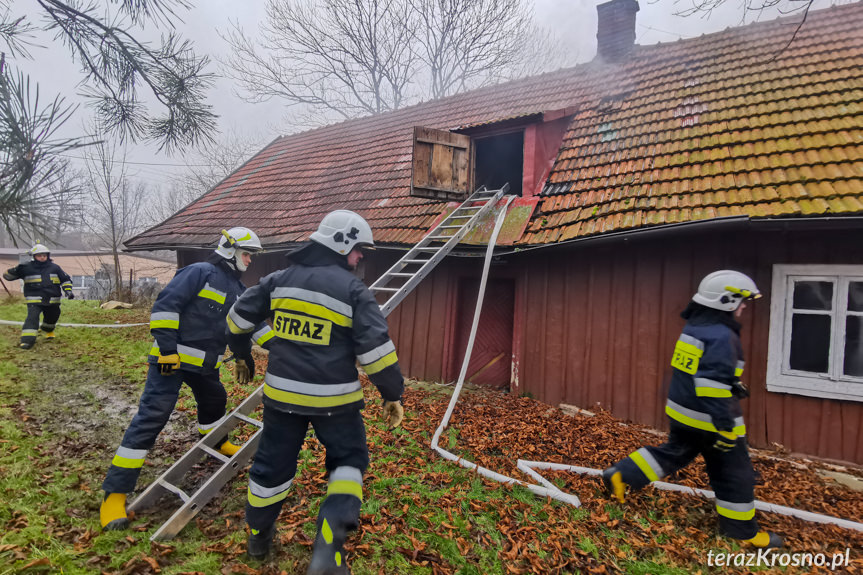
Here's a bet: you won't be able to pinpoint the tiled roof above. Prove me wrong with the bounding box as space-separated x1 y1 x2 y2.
126 2 863 251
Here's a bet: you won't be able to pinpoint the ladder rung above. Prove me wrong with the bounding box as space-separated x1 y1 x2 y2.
439 225 463 229
199 444 231 463
372 287 399 292
402 259 431 264
157 479 190 503
427 235 454 239
389 272 415 277
416 247 441 251
232 412 263 428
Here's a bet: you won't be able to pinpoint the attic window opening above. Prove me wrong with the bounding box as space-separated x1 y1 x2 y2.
474 131 524 197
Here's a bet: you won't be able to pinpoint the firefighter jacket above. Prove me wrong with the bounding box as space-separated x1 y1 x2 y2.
148 260 272 373
3 258 72 303
226 253 404 416
665 304 747 437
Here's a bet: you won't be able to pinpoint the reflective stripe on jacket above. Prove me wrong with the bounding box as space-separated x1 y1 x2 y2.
3 259 72 302
666 320 746 435
147 261 248 373
227 261 404 416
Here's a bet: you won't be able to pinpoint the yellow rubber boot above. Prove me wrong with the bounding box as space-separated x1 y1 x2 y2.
602 468 626 504
745 531 784 549
219 440 241 457
44 331 55 339
100 492 129 531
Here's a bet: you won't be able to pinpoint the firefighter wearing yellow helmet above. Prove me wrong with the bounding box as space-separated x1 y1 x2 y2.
602 270 783 549
2 243 74 349
99 227 274 531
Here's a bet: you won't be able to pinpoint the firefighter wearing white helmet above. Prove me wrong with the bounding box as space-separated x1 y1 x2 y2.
215 226 263 271
309 209 375 255
603 269 783 550
3 242 74 349
225 210 403 567
99 227 273 532
692 270 761 312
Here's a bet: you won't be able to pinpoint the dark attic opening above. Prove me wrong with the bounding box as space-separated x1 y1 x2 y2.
474 131 524 197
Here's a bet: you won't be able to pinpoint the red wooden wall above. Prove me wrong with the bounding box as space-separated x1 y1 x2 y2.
177 225 863 464
376 226 863 465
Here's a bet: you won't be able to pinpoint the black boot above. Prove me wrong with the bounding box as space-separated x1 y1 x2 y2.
307 518 350 575
247 524 276 560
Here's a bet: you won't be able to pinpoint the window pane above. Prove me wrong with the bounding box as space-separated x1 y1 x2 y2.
789 314 831 373
792 281 833 311
845 316 863 377
849 282 863 312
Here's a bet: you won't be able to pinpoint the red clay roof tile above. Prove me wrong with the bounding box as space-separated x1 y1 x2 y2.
127 2 863 251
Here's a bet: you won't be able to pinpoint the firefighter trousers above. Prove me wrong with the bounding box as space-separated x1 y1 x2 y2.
245 407 368 542
21 303 61 345
611 420 759 540
102 364 228 494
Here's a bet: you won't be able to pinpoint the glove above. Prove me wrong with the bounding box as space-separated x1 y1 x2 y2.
235 357 255 384
157 353 181 375
65 291 75 300
713 430 738 452
382 400 404 429
731 381 750 398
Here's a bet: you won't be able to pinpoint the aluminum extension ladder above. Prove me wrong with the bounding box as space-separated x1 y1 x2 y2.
370 185 506 316
129 185 508 540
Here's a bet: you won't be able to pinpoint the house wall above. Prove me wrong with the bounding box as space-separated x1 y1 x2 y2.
377 227 863 465
179 227 863 464
511 226 863 464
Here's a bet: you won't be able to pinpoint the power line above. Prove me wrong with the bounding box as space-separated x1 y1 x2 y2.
59 153 218 168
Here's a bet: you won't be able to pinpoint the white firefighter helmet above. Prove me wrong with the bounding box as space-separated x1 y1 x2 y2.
309 210 374 255
29 243 50 257
215 227 262 271
692 270 761 312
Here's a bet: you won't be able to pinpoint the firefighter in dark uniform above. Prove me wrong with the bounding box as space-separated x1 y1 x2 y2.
602 270 783 549
99 227 273 531
225 210 404 572
3 243 74 349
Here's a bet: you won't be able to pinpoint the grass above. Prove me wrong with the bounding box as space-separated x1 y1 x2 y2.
0 297 835 574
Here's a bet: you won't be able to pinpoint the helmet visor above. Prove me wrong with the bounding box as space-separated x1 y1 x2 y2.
725 285 761 301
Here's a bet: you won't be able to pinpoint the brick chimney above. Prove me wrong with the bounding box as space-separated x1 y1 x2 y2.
595 0 640 62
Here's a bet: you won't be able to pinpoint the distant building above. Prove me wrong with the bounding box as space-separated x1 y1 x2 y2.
0 249 177 300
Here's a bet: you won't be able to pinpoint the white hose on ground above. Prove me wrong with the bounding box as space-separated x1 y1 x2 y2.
0 319 147 328
429 196 582 508
516 460 863 532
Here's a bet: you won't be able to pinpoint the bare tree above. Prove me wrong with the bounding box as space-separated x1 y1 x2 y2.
0 0 216 243
413 0 530 98
84 140 149 298
222 0 417 121
221 0 571 123
672 0 815 19
149 129 266 224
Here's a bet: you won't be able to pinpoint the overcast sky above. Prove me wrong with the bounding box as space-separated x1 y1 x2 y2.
13 0 848 193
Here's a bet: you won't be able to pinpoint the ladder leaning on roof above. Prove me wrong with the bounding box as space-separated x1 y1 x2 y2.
128 184 508 541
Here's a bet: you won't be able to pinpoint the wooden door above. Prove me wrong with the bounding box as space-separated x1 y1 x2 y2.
451 278 515 388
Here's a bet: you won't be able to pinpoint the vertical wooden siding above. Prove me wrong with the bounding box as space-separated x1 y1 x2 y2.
180 228 863 464
510 228 863 464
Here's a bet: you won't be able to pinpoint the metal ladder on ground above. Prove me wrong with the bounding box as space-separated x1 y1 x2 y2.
128 184 508 540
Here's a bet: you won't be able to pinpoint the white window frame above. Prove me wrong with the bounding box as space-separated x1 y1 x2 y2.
767 264 863 402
